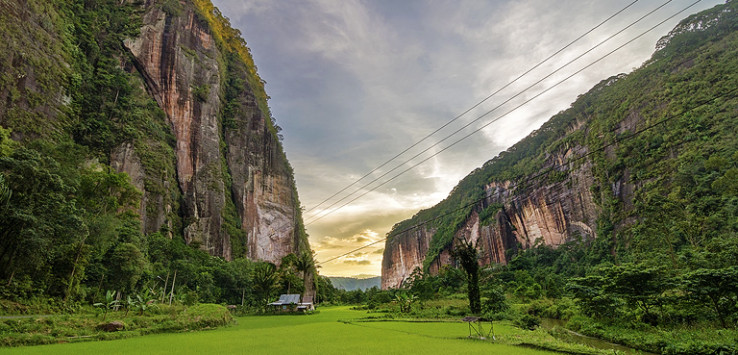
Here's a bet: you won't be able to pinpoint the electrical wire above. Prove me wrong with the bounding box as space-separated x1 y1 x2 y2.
316 43 736 266
303 0 641 215
305 0 702 227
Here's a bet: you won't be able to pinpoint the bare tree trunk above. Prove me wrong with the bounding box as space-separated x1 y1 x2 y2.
64 242 85 303
94 274 104 300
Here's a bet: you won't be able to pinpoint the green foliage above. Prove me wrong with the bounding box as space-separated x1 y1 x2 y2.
0 303 232 347
392 292 418 313
251 262 279 308
681 267 738 328
191 84 210 103
452 239 481 315
514 313 541 331
481 286 509 316
160 0 184 16
132 289 158 316
93 290 120 321
107 243 146 295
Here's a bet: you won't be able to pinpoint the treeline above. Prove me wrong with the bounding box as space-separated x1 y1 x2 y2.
0 0 311 312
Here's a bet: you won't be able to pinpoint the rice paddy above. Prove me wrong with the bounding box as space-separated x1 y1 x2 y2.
0 307 563 354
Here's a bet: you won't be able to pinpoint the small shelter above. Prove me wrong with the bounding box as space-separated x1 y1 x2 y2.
268 294 301 312
297 295 314 312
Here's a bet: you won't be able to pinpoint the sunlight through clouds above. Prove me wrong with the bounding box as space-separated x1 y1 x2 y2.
211 0 723 276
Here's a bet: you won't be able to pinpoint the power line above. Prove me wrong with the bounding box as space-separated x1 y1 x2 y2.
304 0 676 225
303 0 641 215
316 18 736 267
305 0 701 227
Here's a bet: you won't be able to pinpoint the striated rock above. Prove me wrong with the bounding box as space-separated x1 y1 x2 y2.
381 146 600 289
126 3 229 258
221 56 300 263
119 1 307 264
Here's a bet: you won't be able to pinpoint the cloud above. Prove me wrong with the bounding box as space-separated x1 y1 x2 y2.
373 248 385 254
212 0 725 277
343 260 372 265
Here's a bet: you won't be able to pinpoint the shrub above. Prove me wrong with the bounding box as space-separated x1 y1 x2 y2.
514 313 541 330
181 304 232 329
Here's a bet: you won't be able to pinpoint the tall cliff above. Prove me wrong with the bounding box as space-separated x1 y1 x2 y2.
382 1 738 289
0 0 309 266
119 0 308 263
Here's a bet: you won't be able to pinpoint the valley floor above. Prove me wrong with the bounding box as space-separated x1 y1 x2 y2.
0 307 561 355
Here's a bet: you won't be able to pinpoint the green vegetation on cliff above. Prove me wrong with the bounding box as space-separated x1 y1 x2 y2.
388 0 738 273
0 0 310 314
383 2 738 353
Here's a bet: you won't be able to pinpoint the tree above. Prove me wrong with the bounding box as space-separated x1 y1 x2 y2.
252 262 279 309
94 290 120 321
0 174 10 207
452 238 481 315
294 251 316 298
567 274 621 319
682 267 738 328
605 264 671 324
107 243 146 294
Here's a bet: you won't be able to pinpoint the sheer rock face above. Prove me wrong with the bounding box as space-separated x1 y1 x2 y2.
381 148 601 289
125 4 229 258
114 2 301 263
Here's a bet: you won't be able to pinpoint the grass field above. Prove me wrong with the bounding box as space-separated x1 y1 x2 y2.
0 307 564 354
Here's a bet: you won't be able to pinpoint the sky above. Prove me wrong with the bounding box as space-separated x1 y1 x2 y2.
210 0 724 277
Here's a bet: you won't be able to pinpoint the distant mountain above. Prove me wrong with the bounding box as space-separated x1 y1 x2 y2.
328 276 382 291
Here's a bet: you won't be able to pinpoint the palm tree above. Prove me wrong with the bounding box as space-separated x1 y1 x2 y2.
452 238 481 315
252 262 279 309
280 253 299 293
294 251 316 299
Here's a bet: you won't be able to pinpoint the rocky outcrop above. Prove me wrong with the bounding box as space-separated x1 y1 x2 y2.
382 139 603 289
116 1 306 263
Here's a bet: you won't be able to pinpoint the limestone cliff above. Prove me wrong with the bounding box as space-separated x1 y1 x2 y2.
381 1 738 289
382 146 599 289
114 0 308 263
0 0 309 265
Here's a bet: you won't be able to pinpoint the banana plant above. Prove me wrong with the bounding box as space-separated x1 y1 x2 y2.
93 290 120 321
124 295 136 317
133 288 157 315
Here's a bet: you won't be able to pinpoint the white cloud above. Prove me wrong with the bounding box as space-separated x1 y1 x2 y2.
211 0 725 276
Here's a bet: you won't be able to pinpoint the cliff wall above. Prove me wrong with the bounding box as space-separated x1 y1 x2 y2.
117 1 307 263
382 0 738 289
382 146 600 289
0 0 308 265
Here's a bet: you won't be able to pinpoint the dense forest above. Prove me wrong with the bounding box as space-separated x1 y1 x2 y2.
0 0 312 311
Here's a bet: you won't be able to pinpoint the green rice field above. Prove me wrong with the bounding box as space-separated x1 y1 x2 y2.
0 307 561 354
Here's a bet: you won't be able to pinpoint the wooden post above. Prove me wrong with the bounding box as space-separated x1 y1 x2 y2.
169 270 177 306
161 271 170 303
